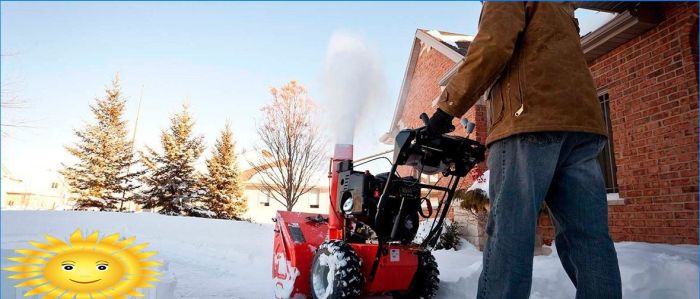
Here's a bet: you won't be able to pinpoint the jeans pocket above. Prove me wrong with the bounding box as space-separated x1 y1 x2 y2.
486 139 507 226
596 136 608 154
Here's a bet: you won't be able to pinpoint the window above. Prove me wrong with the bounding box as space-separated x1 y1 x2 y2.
309 190 320 209
597 92 619 194
51 182 59 189
421 173 438 184
260 190 270 206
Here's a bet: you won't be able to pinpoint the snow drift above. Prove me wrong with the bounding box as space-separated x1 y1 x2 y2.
1 211 697 299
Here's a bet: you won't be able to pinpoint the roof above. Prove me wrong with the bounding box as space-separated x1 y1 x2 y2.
424 29 473 56
239 149 329 187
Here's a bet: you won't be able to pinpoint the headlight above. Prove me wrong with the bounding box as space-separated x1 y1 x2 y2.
342 199 354 212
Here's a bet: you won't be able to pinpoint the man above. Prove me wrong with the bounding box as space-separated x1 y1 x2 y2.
427 2 622 299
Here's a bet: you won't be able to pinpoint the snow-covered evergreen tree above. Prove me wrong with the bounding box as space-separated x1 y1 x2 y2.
202 123 247 219
61 75 142 211
140 105 206 216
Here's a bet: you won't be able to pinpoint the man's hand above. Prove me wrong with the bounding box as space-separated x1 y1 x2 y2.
427 108 455 135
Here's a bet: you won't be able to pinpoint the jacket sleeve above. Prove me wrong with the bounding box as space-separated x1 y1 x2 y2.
437 2 526 117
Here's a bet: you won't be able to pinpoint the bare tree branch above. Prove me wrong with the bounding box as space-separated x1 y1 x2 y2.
1 54 32 137
251 81 327 211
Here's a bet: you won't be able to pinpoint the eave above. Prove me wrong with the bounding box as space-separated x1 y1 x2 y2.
581 5 660 63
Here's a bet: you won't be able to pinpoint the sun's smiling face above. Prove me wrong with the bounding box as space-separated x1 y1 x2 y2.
3 229 160 299
44 250 125 292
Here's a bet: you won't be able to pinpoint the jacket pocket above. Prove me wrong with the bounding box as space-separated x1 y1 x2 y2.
487 81 505 130
514 61 525 118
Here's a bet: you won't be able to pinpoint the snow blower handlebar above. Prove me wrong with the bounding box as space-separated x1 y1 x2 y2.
375 113 485 245
367 113 485 280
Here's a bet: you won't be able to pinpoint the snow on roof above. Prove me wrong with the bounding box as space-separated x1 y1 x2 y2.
424 29 474 55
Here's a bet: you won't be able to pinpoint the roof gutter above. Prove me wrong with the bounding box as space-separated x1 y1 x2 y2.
581 5 659 62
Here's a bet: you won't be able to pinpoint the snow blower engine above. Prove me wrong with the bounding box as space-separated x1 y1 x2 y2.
273 113 485 299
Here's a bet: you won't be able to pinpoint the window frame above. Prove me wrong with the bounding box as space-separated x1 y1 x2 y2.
309 190 320 209
260 190 271 207
597 90 624 205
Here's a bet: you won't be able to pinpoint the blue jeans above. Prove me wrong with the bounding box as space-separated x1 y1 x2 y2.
478 132 622 299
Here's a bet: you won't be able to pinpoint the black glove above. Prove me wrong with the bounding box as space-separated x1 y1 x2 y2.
427 108 455 135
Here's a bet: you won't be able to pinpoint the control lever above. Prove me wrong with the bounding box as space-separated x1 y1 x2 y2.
461 118 476 139
460 118 469 129
420 113 430 126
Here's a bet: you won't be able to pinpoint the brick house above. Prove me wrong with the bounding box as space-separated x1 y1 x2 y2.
381 2 699 245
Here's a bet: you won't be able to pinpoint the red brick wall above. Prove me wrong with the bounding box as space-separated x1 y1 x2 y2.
540 2 699 244
400 45 457 129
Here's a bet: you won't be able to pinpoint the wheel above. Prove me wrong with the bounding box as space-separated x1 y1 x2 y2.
310 240 364 299
394 251 440 299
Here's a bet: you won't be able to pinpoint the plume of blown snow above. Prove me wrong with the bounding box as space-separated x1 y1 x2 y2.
320 32 386 145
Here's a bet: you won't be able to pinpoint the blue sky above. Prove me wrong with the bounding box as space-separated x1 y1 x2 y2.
1 2 613 181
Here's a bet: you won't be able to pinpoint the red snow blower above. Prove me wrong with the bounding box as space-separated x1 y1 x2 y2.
272 113 485 299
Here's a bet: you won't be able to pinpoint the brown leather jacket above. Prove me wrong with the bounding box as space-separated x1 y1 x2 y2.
438 2 606 145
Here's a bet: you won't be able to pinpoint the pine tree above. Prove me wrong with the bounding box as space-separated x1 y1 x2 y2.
436 221 462 250
61 75 141 211
140 105 206 216
202 123 247 219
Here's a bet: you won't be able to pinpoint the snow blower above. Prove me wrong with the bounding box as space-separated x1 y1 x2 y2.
272 113 485 299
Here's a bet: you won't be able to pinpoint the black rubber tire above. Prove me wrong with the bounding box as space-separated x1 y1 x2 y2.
394 251 440 299
310 240 364 299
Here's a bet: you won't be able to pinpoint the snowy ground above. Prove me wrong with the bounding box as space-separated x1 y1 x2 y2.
1 211 697 299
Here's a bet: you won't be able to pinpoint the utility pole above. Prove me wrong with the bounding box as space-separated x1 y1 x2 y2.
120 85 144 211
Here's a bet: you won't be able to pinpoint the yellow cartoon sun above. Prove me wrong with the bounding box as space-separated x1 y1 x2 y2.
3 229 161 299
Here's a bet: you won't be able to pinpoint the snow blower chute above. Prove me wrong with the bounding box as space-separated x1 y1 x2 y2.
272 113 485 299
